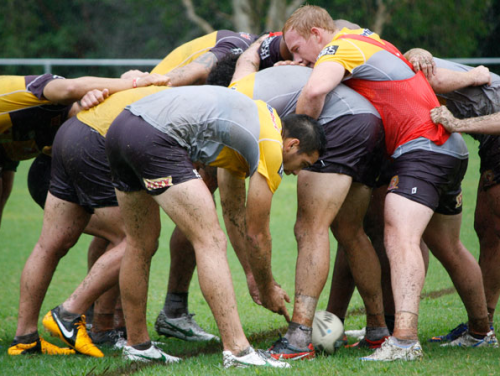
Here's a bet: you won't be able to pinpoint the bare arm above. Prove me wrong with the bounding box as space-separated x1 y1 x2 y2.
431 105 500 135
429 66 491 94
245 172 290 321
296 61 345 119
404 48 491 92
164 52 218 86
230 35 268 85
218 169 261 305
218 168 290 319
42 74 170 108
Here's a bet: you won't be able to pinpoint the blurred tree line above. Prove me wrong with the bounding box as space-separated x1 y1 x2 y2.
1 0 498 76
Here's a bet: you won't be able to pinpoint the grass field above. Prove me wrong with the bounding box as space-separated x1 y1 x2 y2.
0 134 498 375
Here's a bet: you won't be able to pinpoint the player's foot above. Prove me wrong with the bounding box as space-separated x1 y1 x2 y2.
348 335 389 349
360 336 423 361
8 337 76 355
42 306 104 357
345 327 366 340
155 311 219 342
268 336 315 360
123 344 181 363
90 328 126 348
335 333 348 348
428 322 468 342
223 347 291 368
441 330 499 348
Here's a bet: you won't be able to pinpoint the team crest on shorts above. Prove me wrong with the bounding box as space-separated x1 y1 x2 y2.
143 176 173 190
455 192 463 209
388 175 399 190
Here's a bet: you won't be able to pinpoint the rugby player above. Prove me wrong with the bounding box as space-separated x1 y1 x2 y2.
105 85 325 366
226 38 390 356
272 5 495 361
427 57 500 344
7 75 169 357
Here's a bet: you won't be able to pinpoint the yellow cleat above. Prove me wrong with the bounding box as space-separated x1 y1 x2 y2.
43 306 104 358
8 337 76 355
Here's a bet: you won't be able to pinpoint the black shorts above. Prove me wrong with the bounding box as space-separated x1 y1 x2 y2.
106 110 201 195
306 113 385 188
478 136 500 191
0 145 20 172
49 118 118 212
387 150 468 215
375 156 395 188
28 153 52 209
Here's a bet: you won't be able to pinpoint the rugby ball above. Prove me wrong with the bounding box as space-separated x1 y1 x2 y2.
312 310 344 354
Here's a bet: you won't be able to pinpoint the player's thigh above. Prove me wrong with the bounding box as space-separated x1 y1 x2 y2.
475 183 500 239
333 182 371 235
154 178 223 248
115 189 161 253
297 170 352 228
385 192 433 244
39 192 91 251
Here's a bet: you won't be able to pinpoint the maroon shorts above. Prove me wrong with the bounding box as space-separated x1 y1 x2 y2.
106 110 201 195
306 113 385 188
49 118 117 213
387 150 467 215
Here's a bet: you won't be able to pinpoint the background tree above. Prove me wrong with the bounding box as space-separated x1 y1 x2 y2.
0 0 497 76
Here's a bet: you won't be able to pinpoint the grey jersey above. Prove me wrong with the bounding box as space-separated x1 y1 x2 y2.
126 86 266 176
435 58 500 148
244 65 380 124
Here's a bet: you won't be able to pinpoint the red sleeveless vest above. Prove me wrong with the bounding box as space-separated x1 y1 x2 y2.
336 34 449 155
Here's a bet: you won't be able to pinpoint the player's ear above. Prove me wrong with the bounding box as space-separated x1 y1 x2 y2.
285 138 300 152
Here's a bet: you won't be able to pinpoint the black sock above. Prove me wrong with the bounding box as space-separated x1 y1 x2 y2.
385 314 395 334
14 331 39 344
132 340 152 351
163 292 188 318
58 305 80 322
284 321 312 349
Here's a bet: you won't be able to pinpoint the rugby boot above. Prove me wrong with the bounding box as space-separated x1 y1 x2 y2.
223 347 291 368
43 306 104 357
361 336 423 361
155 311 219 342
8 337 76 355
268 336 315 360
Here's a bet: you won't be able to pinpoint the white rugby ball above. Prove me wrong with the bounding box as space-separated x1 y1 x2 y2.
312 310 344 354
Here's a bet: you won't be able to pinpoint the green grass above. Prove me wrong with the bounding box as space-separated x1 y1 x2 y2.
0 134 497 375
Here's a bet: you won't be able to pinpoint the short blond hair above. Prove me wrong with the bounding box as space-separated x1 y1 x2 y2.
283 5 336 39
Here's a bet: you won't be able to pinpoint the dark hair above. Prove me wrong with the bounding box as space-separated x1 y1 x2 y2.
206 53 240 87
282 114 326 156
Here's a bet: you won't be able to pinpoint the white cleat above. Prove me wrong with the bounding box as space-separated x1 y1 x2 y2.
345 327 366 340
360 336 423 362
155 311 220 342
123 344 181 363
223 347 291 368
442 330 499 348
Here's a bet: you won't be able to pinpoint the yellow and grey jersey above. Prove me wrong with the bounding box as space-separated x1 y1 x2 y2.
317 28 414 81
230 65 379 124
152 30 258 75
77 86 169 136
126 85 284 192
0 74 70 160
